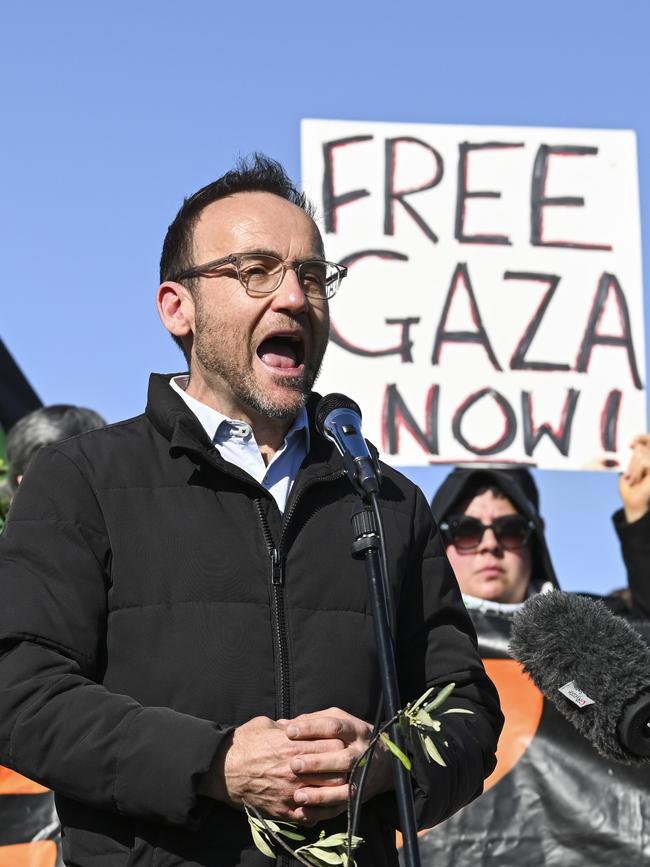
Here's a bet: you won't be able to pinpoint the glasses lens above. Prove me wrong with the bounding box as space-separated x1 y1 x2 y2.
450 517 485 550
299 261 340 299
448 515 531 551
493 516 531 550
238 254 283 294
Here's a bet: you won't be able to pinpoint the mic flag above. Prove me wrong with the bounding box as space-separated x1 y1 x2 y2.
510 591 650 764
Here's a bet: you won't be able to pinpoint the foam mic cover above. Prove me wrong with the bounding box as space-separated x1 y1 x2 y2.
510 591 650 764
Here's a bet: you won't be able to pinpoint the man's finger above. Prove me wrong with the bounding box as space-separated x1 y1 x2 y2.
288 736 346 754
287 715 369 744
288 804 347 826
289 772 348 787
626 453 642 484
286 716 355 741
290 749 359 776
293 783 350 807
630 434 650 450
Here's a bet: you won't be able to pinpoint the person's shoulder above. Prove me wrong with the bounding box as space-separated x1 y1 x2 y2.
375 458 431 517
376 459 417 492
50 413 151 457
43 412 161 486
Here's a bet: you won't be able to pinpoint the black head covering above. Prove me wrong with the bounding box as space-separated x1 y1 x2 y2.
430 467 559 592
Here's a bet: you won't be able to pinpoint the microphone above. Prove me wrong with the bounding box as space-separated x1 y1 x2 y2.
315 394 380 497
510 591 650 764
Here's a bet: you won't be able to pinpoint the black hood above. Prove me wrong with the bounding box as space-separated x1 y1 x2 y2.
430 467 560 592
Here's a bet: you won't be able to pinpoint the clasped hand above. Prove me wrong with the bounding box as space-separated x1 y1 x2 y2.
203 708 393 824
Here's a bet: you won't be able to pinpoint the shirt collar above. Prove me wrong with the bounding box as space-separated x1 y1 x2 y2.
461 581 554 616
169 374 310 451
461 593 526 615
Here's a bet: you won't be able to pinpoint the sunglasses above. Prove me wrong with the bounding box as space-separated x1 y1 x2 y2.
440 514 534 552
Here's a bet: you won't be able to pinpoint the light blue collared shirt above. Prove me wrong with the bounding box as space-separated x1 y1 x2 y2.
170 375 309 514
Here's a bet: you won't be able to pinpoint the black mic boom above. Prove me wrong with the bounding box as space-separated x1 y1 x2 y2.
510 591 650 764
315 393 380 497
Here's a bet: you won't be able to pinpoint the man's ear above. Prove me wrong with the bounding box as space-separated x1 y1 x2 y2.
157 281 195 340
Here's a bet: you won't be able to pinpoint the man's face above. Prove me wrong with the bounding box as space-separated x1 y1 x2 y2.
445 490 532 604
186 191 330 422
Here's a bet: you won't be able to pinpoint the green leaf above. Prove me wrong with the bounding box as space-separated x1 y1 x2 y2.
307 832 362 848
409 687 434 714
252 816 278 832
380 733 412 770
415 709 441 731
296 846 342 864
324 833 363 847
422 734 447 767
250 824 276 859
311 833 347 846
295 831 364 867
247 809 304 840
275 818 303 828
276 827 307 841
424 682 456 713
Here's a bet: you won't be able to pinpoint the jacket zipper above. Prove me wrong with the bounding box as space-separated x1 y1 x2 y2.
254 471 346 722
254 472 345 867
255 499 291 721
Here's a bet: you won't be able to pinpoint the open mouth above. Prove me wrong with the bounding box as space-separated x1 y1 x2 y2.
256 333 305 371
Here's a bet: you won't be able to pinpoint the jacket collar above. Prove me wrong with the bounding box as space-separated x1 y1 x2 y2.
144 373 345 481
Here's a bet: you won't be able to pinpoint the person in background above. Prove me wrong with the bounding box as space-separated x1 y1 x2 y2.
613 434 650 618
3 404 106 497
0 404 105 867
434 467 554 608
422 465 650 867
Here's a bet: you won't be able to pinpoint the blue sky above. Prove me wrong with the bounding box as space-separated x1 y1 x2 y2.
2 1 648 593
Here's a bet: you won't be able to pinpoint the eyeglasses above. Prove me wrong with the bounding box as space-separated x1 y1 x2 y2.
440 514 534 552
172 252 347 300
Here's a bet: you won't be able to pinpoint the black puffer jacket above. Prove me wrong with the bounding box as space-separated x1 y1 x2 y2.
423 468 650 867
0 375 502 867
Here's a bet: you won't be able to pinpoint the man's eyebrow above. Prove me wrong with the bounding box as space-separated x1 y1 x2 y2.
241 247 326 262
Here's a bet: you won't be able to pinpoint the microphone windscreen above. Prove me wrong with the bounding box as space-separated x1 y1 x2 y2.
510 591 650 764
315 394 362 437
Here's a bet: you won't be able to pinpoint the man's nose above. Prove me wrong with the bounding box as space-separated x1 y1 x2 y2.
270 267 308 313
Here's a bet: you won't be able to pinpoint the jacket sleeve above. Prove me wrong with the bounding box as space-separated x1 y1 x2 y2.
395 486 503 830
612 508 650 620
0 446 231 829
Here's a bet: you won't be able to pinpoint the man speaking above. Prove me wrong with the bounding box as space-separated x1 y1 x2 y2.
0 155 501 866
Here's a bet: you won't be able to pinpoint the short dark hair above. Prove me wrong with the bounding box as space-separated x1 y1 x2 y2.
458 482 509 507
5 404 106 496
160 153 316 357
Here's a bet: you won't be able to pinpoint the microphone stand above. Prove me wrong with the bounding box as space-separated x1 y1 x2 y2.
350 499 422 867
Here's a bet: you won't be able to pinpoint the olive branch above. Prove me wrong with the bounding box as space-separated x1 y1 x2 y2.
245 683 471 865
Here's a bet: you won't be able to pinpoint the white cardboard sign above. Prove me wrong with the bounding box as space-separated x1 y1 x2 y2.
301 119 647 470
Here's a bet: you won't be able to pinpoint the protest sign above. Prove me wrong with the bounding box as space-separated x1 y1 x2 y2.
301 119 647 469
